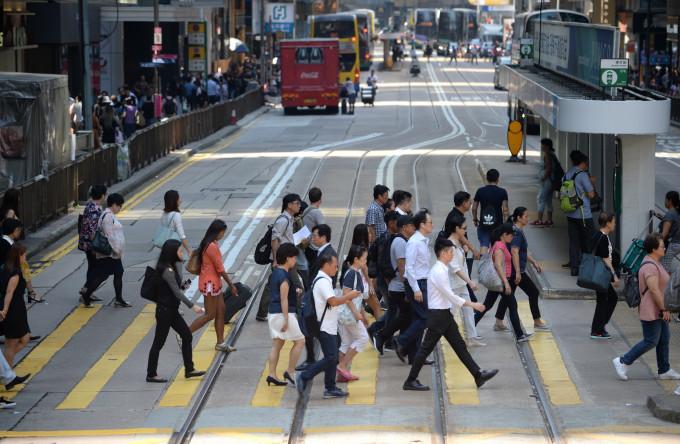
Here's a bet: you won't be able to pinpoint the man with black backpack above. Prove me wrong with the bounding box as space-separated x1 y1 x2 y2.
472 169 509 254
255 194 305 321
367 211 400 339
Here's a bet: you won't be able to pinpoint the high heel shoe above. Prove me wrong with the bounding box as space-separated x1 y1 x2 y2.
27 291 45 303
266 376 287 386
283 371 295 386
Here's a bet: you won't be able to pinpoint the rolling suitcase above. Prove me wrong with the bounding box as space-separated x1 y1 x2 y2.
223 282 253 324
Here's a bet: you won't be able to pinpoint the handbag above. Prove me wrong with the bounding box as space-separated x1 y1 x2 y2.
478 245 504 292
153 213 181 248
338 270 361 326
91 213 113 256
185 249 201 275
576 233 612 292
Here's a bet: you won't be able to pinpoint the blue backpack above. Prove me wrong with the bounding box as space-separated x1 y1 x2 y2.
298 277 330 338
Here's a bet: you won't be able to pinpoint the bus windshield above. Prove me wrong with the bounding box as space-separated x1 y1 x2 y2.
313 20 355 39
438 12 455 41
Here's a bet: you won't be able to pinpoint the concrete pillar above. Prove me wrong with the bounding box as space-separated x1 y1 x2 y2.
619 134 656 253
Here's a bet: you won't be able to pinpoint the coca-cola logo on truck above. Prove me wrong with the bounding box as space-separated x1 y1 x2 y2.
300 72 319 79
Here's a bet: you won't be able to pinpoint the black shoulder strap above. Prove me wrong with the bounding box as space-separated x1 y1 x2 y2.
638 261 660 296
591 232 605 254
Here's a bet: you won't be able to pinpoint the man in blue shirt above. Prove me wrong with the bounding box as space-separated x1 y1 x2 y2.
563 150 596 276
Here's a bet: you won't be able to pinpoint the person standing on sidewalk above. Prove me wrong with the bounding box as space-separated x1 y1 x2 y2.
474 223 534 342
395 210 434 364
655 190 680 273
590 212 620 339
613 233 680 385
256 194 304 321
296 253 361 399
472 169 509 255
495 207 551 331
403 237 498 391
530 139 556 227
563 150 596 276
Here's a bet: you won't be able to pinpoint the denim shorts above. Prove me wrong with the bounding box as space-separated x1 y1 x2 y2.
477 227 491 248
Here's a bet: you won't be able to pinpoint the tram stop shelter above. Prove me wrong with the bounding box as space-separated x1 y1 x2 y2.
498 21 670 253
379 32 403 71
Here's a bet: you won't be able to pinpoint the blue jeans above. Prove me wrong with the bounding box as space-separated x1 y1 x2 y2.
537 179 553 213
300 331 338 391
621 319 670 374
397 280 428 361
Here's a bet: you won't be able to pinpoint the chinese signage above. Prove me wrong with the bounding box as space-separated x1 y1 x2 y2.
593 0 614 26
187 21 207 75
265 3 294 34
599 59 628 87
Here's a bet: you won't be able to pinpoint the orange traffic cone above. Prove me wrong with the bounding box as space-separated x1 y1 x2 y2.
230 108 237 125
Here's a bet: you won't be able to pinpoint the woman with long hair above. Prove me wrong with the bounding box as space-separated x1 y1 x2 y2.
346 224 381 319
78 184 107 303
79 193 131 308
100 103 120 144
336 245 370 382
495 207 550 332
161 190 191 255
0 243 30 367
146 239 206 383
187 219 238 352
474 223 534 342
265 243 305 387
655 190 680 273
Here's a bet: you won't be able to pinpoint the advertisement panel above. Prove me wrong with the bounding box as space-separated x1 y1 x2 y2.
535 21 617 88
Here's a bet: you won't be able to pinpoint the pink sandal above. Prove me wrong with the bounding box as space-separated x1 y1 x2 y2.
336 369 359 381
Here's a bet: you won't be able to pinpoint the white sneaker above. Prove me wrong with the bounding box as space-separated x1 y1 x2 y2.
613 357 629 381
675 384 680 395
467 338 487 347
658 369 680 380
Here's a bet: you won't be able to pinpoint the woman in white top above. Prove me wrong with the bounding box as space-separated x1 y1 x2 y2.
161 190 191 256
445 216 484 347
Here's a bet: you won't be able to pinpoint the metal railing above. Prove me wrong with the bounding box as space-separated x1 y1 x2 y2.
1 88 263 233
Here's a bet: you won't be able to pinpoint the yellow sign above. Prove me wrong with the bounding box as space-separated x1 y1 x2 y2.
507 121 523 156
188 22 205 34
189 46 205 60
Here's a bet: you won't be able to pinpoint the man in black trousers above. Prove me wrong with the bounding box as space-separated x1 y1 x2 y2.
403 237 499 391
296 224 336 372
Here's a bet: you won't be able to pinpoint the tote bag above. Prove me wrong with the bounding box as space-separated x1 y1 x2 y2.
153 213 181 248
185 250 201 275
576 233 611 293
478 245 504 292
90 213 112 256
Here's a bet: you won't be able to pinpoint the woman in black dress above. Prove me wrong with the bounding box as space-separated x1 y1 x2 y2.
1 243 30 367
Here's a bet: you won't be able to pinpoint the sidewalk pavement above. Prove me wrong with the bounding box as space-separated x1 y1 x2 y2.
20 108 268 263
471 150 680 423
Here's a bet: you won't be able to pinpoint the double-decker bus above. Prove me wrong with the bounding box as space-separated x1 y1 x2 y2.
354 9 375 39
311 14 360 86
435 9 458 55
414 8 438 49
453 8 478 42
353 11 372 70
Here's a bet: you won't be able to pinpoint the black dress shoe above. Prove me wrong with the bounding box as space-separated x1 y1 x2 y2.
255 315 268 322
403 379 430 391
295 360 316 372
29 335 41 341
185 370 206 378
561 263 572 268
5 373 30 391
408 358 434 365
115 300 132 307
570 271 579 277
146 376 168 383
373 335 385 356
475 369 499 388
395 341 407 363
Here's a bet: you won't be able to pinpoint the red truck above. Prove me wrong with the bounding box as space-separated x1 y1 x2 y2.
280 39 340 115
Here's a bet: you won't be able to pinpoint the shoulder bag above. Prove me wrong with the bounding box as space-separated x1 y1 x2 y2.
153 212 181 248
185 249 201 275
478 245 505 292
91 213 113 256
576 232 611 292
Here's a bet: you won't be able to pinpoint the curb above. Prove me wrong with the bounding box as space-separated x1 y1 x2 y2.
647 394 680 424
23 107 269 260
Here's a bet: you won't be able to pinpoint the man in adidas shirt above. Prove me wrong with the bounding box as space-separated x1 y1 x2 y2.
472 169 509 254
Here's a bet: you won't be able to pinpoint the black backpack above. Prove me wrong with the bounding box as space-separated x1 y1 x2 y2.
480 203 499 229
367 233 383 278
377 233 401 280
164 99 176 115
140 266 159 302
298 277 330 338
549 152 565 192
254 215 289 265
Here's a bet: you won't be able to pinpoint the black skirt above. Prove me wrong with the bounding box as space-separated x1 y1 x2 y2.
0 269 29 339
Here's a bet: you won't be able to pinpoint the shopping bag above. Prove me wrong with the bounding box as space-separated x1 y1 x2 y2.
576 253 611 292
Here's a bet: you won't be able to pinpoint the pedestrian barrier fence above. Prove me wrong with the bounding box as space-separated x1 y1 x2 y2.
0 87 263 233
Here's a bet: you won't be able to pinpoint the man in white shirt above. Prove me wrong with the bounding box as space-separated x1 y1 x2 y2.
404 237 498 391
393 190 412 216
296 253 361 399
395 210 433 364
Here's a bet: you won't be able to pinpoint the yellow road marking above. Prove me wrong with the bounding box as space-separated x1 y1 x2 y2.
56 304 157 409
30 121 256 279
303 425 430 434
0 428 173 437
251 341 292 407
564 425 680 434
159 321 233 407
196 427 285 434
345 313 378 405
450 427 545 438
517 301 581 405
442 308 479 405
5 306 101 400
